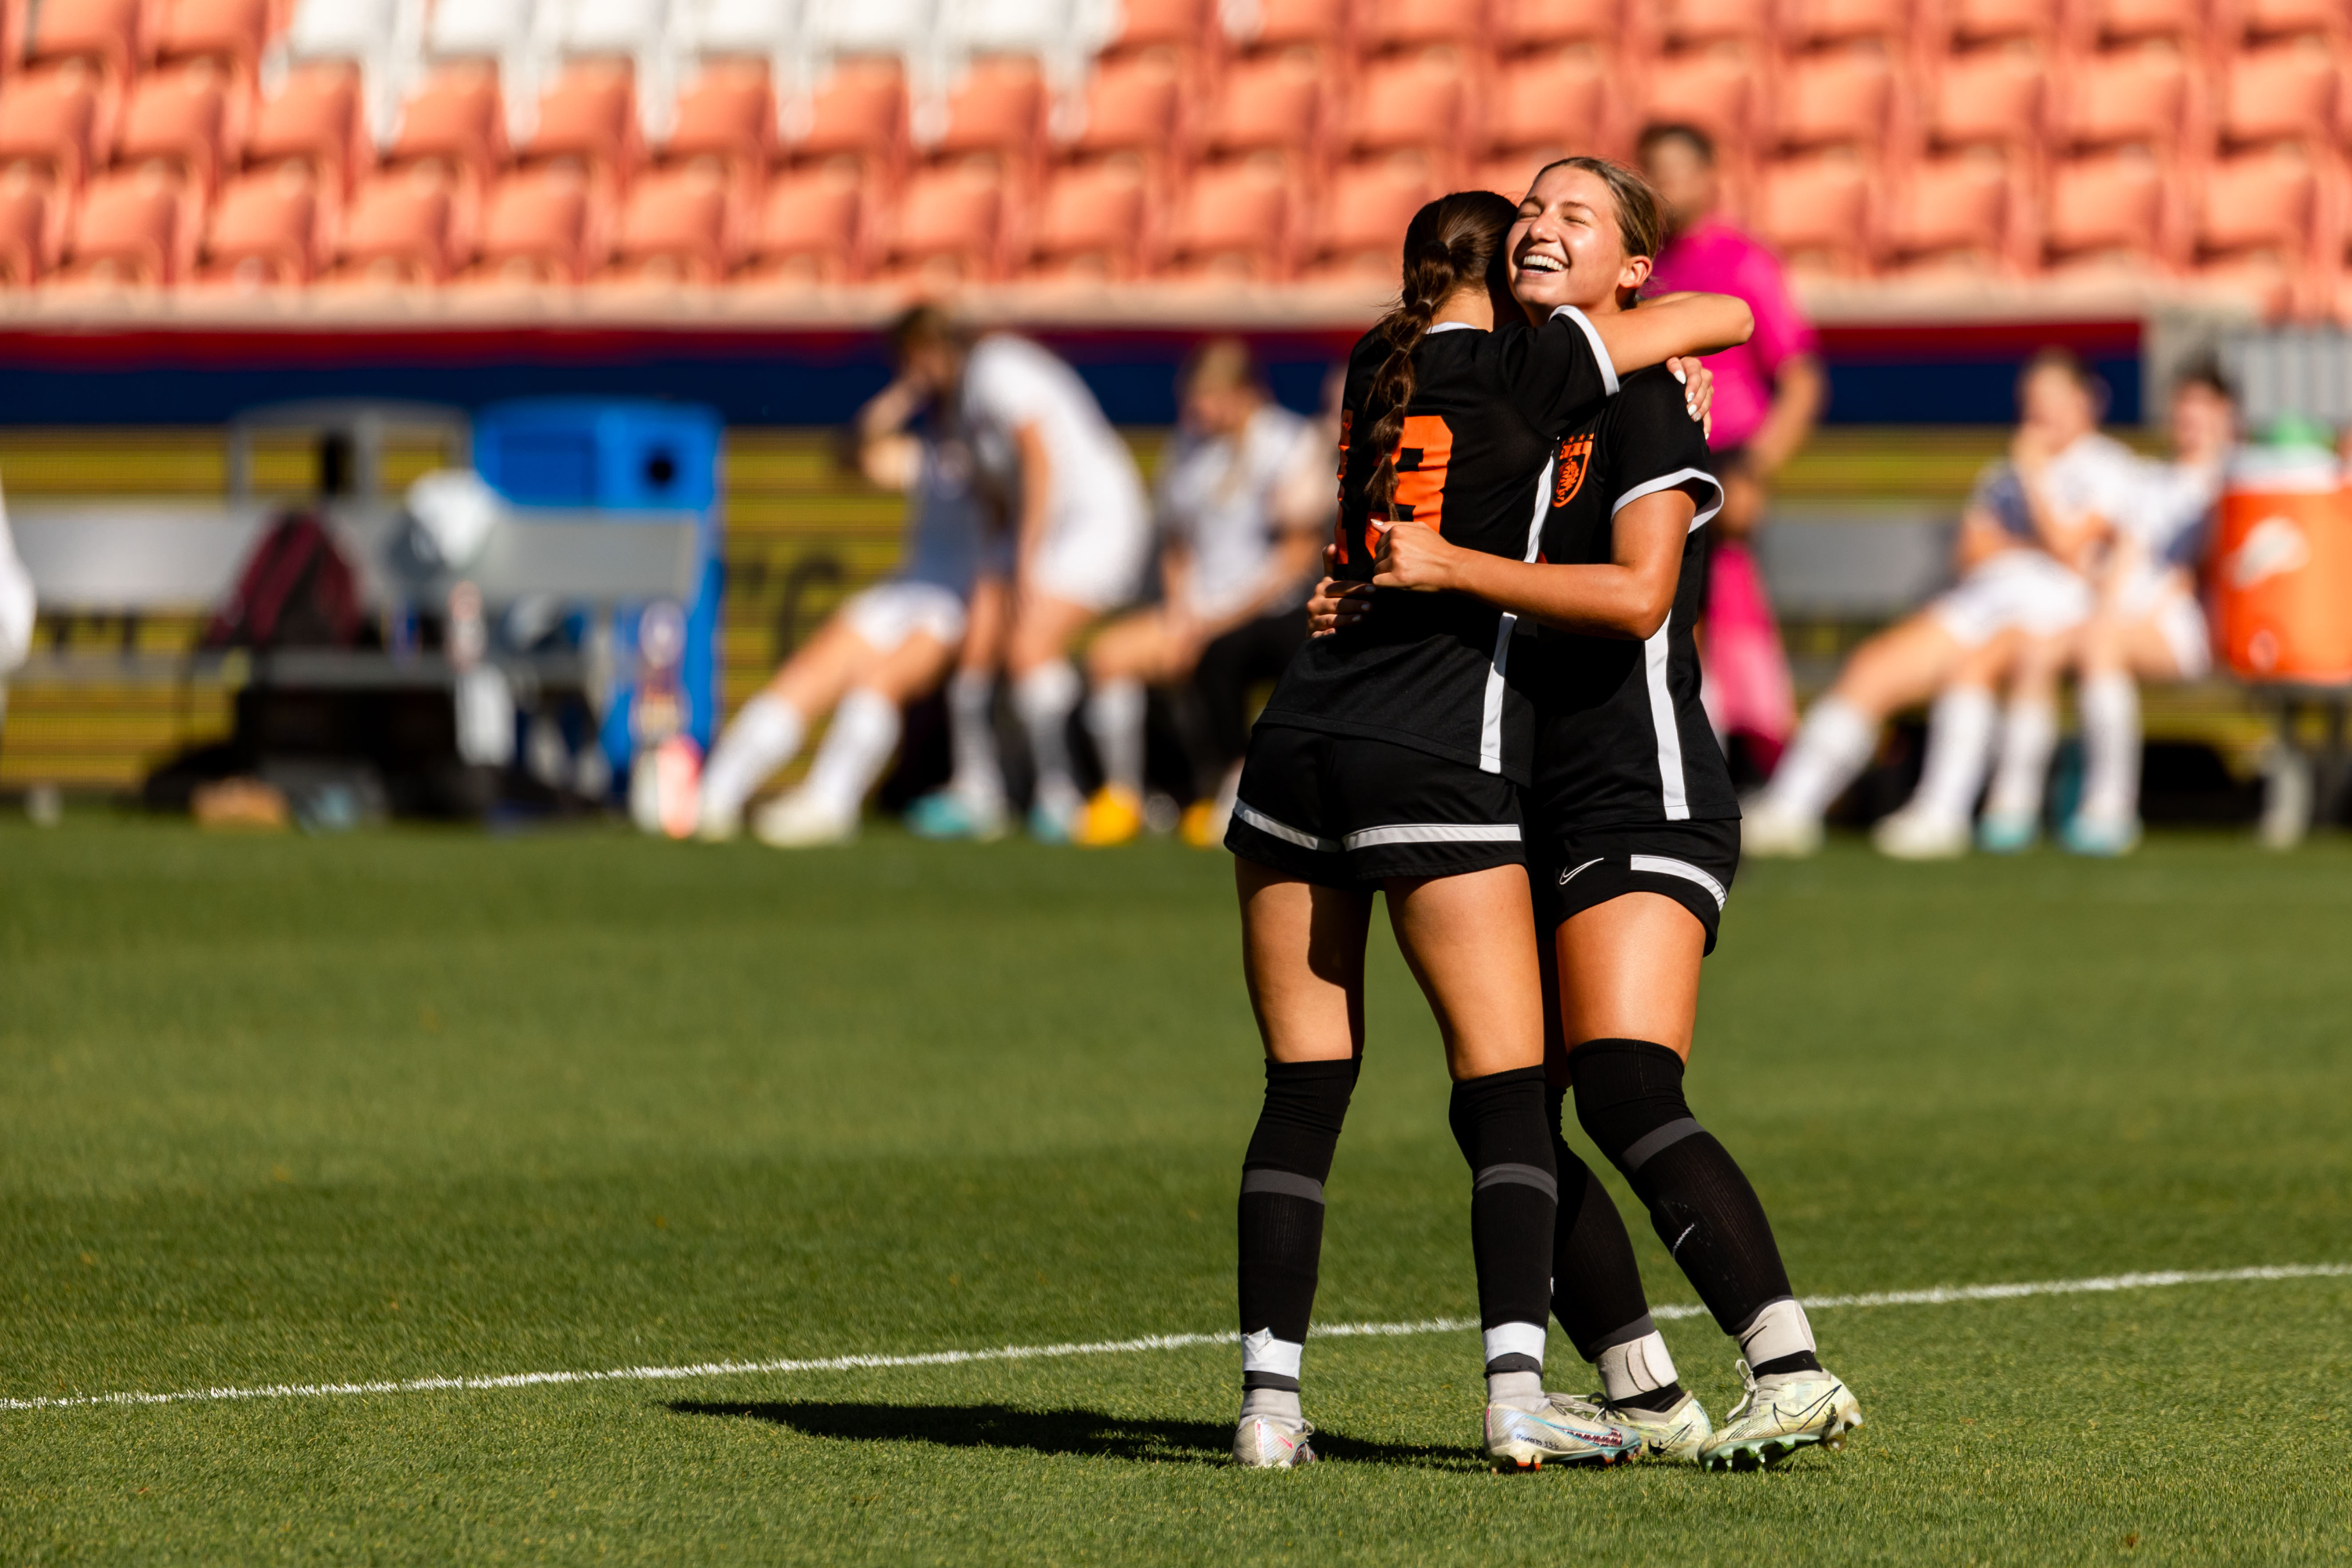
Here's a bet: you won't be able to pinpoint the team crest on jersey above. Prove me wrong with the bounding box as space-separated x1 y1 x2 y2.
1553 435 1594 507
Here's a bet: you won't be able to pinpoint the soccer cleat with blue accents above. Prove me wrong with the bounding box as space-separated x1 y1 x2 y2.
1700 1361 1863 1472
1975 811 2038 854
1233 1413 1318 1468
2061 813 2141 857
904 790 1007 842
1484 1399 1644 1471
1552 1389 1714 1464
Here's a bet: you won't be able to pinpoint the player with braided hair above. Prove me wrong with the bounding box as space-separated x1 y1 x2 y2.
1223 189 1750 1471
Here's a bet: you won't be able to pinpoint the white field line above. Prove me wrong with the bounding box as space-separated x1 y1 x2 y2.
4 1261 2346 1417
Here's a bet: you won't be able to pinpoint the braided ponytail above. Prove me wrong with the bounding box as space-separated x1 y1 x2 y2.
1364 190 1519 514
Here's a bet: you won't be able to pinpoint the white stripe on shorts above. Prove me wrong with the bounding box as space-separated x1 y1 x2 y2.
1232 800 1341 853
1628 853 1727 909
1344 822 1522 851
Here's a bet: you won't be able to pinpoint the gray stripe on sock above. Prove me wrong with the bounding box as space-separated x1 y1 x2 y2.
1241 1169 1325 1203
1472 1162 1559 1201
1621 1117 1705 1173
1586 1313 1658 1354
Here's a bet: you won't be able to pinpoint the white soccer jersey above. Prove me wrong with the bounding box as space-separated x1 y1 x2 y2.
0 492 34 675
960 334 1148 534
2034 431 2142 538
1156 401 1312 621
2121 456 2223 571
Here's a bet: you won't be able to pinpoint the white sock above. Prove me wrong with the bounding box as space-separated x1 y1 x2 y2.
700 692 804 822
1595 1330 1679 1406
1014 659 1083 815
1086 677 1146 797
946 670 1004 811
1239 1387 1302 1423
1908 684 1997 826
799 687 900 818
1984 695 2058 823
1763 696 1876 822
2078 673 2141 825
1737 1298 1817 1370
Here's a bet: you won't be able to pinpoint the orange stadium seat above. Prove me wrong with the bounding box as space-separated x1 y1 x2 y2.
1781 0 1913 49
1199 49 1325 162
1335 50 1469 165
1298 156 1436 279
1475 148 1555 199
0 179 49 285
1485 50 1610 165
1769 49 1894 152
2222 0 2347 43
782 59 908 173
329 168 453 285
20 0 143 83
1658 0 1770 48
927 56 1047 162
0 69 98 264
1098 0 1208 53
525 63 644 177
1636 48 1762 154
1921 44 2045 151
198 163 318 286
1222 0 1348 51
2042 151 2169 270
245 61 367 208
743 162 866 283
151 0 270 74
1490 0 1621 53
1022 156 1151 278
1936 0 2061 49
605 163 732 282
878 158 1006 282
667 59 776 169
116 66 231 191
1356 0 1488 53
2053 46 2193 154
55 165 182 285
1164 158 1291 278
468 165 595 285
1064 52 1183 159
1751 153 1875 274
1878 152 2015 272
2217 42 2341 147
2196 149 2319 260
388 64 506 190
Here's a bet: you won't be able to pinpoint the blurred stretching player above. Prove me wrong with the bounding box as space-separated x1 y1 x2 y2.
1315 159 1859 1470
892 310 1152 844
695 350 990 845
1074 338 1324 848
1224 188 1749 1470
1744 350 2125 858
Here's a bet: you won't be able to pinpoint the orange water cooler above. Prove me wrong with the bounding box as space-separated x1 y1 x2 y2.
2209 457 2352 684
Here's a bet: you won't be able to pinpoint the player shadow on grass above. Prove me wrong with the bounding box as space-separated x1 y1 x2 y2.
666 1400 1473 1469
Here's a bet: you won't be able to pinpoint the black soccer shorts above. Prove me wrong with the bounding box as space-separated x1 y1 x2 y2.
1530 816 1740 955
1225 723 1526 890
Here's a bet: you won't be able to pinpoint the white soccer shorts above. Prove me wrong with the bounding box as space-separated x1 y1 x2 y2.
1931 550 2095 648
842 580 968 654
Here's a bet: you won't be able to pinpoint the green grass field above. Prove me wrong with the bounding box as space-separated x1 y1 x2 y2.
2 822 2347 1564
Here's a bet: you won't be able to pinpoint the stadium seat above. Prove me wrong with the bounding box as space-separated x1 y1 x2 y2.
1780 0 1911 49
1198 49 1324 162
684 0 797 56
1935 0 2059 49
1878 152 2014 273
1298 155 1435 279
386 64 506 253
467 165 597 285
0 69 100 254
1094 0 1208 53
781 58 908 173
1334 50 1468 165
2041 151 2169 270
877 157 1006 281
937 0 1075 58
0 177 50 285
198 162 318 286
2076 0 2207 47
800 0 938 59
2222 0 2347 44
1490 0 1620 52
1355 0 1487 53
278 0 405 143
114 65 230 220
1221 0 1347 51
1657 0 1769 47
604 162 733 281
2196 149 2318 260
1768 49 1893 153
1021 154 1150 277
742 159 865 282
1163 155 1290 278
1751 152 1874 275
328 167 456 285
2217 42 2341 147
668 58 777 166
1635 47 1762 155
924 54 1047 161
1921 44 2046 152
1484 49 1610 166
1474 148 1554 200
55 165 183 285
2053 46 2193 154
426 0 538 64
150 0 270 77
523 61 647 185
19 0 143 85
245 62 368 200
1062 50 1183 158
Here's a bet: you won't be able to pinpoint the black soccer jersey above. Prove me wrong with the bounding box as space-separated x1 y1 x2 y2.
1520 365 1738 830
1254 308 1618 783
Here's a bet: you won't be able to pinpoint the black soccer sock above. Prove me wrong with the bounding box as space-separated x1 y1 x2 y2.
1447 1066 1558 1399
1237 1058 1359 1398
1548 1084 1687 1412
1570 1039 1821 1374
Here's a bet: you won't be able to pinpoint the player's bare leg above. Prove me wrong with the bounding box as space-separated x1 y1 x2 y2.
753 630 956 848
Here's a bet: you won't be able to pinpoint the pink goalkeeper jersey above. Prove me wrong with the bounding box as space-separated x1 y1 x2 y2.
1646 216 1818 453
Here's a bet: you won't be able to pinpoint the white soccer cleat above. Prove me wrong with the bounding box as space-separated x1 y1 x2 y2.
750 789 858 848
1871 806 1969 861
1700 1361 1863 1472
1740 798 1823 858
1483 1399 1645 1472
694 794 740 843
1232 1413 1318 1468
1552 1390 1715 1464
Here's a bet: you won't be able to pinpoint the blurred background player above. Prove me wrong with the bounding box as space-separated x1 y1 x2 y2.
1639 124 1825 782
1073 339 1325 848
1744 350 2125 857
695 343 989 846
1968 362 2235 857
894 310 1151 844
